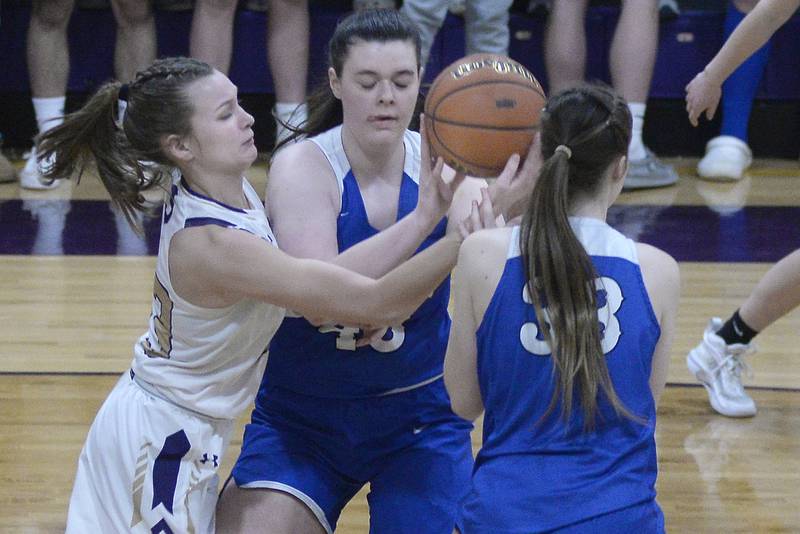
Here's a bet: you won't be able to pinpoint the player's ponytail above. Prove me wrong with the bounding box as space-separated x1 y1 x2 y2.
38 57 213 231
520 84 636 431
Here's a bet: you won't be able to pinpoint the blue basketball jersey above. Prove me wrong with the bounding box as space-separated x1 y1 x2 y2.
261 126 450 398
460 218 662 533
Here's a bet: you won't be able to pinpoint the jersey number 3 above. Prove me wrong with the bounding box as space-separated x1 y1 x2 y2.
142 275 174 359
520 276 623 356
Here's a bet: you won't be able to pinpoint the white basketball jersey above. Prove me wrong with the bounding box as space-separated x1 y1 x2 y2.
132 174 285 419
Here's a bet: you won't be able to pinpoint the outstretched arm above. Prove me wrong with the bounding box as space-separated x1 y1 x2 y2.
266 119 464 279
170 224 461 327
168 195 496 329
686 0 800 126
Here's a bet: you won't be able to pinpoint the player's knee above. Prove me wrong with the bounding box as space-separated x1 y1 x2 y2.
196 0 238 9
31 0 74 30
620 0 658 15
732 0 759 13
112 0 154 27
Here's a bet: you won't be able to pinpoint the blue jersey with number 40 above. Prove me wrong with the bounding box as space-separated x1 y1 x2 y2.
259 126 450 399
460 218 662 532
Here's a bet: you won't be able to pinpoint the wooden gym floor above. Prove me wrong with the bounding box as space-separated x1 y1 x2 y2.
1 157 799 532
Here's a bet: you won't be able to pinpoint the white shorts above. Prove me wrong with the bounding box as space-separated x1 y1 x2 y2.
66 371 234 534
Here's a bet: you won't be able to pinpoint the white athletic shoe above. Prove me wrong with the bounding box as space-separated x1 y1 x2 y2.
697 135 752 182
19 147 59 190
686 317 757 417
623 148 679 190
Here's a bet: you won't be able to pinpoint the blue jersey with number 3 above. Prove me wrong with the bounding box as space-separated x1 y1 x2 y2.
459 218 662 533
259 126 450 399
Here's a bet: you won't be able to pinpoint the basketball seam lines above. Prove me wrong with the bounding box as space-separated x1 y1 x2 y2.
425 118 497 175
424 118 539 131
426 79 546 111
424 79 543 173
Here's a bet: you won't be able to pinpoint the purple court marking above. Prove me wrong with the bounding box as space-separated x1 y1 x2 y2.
607 205 800 262
0 200 798 261
0 199 160 256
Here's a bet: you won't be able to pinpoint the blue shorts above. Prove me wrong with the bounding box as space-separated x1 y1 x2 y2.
232 378 474 534
456 498 665 534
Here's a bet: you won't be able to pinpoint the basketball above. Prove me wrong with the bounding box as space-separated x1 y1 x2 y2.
423 53 546 177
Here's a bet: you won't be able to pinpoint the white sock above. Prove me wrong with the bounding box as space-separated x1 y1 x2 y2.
274 101 307 128
627 102 647 161
274 102 308 145
32 96 66 135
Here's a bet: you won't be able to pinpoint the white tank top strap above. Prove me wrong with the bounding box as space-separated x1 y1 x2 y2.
508 225 522 259
402 129 422 184
309 125 349 195
569 216 639 265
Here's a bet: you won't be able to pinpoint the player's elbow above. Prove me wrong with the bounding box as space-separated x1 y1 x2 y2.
362 285 414 326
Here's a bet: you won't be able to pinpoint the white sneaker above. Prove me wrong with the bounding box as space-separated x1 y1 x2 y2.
19 147 59 190
686 317 757 417
697 135 752 182
623 148 679 190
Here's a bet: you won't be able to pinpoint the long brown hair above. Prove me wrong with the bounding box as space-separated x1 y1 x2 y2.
272 8 423 155
520 84 635 431
37 57 214 230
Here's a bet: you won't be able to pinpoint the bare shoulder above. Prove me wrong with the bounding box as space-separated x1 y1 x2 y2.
170 224 243 263
635 242 680 320
636 242 679 282
456 227 514 320
267 139 337 198
459 227 513 278
168 225 236 304
462 226 512 252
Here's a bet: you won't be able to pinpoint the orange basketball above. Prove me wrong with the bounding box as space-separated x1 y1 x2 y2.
423 53 546 177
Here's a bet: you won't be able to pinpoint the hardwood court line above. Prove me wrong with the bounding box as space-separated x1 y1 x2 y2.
3 371 800 394
0 371 121 376
665 382 800 393
3 158 800 206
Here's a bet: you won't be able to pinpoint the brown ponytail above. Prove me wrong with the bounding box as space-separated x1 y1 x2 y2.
520 84 637 431
38 57 214 231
